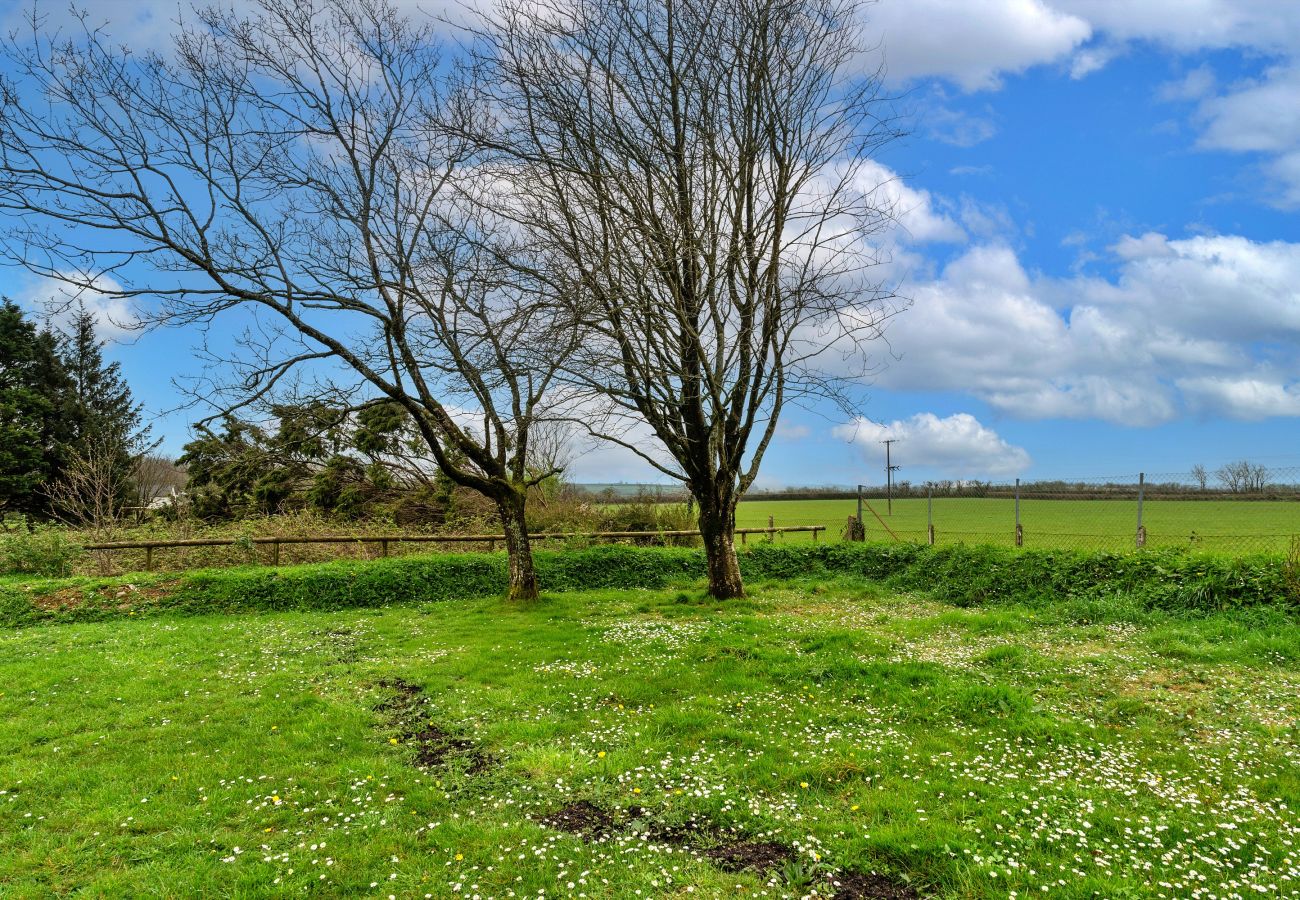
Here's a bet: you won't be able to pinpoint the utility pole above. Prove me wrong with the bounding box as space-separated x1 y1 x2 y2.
881 439 900 515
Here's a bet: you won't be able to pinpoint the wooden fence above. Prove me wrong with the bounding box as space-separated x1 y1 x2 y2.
83 524 827 571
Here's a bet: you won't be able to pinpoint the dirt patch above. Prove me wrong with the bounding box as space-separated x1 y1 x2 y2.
31 587 86 611
826 870 919 900
372 678 493 774
539 800 617 836
536 803 918 893
30 581 176 613
703 840 795 874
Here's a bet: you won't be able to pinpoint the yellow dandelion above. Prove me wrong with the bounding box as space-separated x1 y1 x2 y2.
454 853 464 861
597 751 606 759
800 782 809 789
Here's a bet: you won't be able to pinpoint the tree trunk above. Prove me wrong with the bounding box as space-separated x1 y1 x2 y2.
698 496 744 599
497 490 540 602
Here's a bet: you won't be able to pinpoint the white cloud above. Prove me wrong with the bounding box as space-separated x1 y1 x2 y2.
925 105 999 147
1158 65 1218 102
872 232 1300 425
1052 0 1300 57
833 412 1031 478
854 160 967 245
1197 65 1300 154
18 274 140 341
869 0 1091 91
1177 376 1300 419
1069 42 1121 79
1182 64 1300 206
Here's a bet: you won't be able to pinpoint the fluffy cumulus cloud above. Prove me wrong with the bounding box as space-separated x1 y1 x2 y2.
833 412 1031 478
1052 0 1300 56
868 0 1091 91
874 233 1300 424
854 160 967 245
1190 64 1300 206
18 274 140 341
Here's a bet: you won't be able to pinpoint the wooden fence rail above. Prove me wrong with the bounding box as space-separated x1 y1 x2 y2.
83 525 827 571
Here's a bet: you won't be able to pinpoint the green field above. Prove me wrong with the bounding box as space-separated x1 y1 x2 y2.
737 497 1300 553
4 577 1300 897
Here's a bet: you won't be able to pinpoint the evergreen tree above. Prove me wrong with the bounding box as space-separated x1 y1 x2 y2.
0 299 75 517
59 305 148 452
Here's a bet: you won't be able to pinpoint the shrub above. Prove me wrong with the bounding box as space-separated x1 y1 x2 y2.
0 517 81 577
3 542 1296 628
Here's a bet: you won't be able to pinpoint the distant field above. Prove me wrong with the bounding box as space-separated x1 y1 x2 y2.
736 496 1300 553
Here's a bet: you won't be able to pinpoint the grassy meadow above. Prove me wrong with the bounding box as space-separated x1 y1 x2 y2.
736 497 1300 553
3 572 1300 898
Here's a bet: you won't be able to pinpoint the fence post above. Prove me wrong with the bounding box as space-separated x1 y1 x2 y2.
767 515 775 542
1015 478 1023 547
1136 472 1146 549
272 540 280 566
380 538 389 558
145 545 153 572
927 486 935 546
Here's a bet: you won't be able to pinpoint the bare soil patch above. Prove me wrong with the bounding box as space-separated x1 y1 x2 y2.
826 869 920 899
373 677 493 774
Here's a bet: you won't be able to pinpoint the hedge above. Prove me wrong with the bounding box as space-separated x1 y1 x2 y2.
1 542 1294 627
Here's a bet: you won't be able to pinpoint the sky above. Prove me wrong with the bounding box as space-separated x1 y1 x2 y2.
5 0 1300 487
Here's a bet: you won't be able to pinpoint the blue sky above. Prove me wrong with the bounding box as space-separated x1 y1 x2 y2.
6 0 1300 487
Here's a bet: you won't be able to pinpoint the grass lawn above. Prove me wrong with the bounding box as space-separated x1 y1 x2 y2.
735 497 1300 554
3 580 1300 898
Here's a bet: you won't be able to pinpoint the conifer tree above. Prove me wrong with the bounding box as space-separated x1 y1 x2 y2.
59 305 149 456
0 299 75 517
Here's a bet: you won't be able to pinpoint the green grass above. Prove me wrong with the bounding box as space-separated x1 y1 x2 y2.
3 578 1300 897
737 497 1300 553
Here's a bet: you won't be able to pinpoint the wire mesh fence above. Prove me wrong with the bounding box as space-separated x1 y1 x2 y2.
840 466 1300 556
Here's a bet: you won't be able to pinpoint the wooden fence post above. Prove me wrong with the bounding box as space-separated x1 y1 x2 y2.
1136 472 1146 550
1008 478 1019 548
272 540 280 566
380 538 389 558
927 487 934 546
145 545 153 572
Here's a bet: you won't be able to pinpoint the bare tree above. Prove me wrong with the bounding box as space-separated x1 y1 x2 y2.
132 454 187 509
1190 464 1208 491
1215 459 1270 493
46 434 130 572
1247 461 1270 492
0 0 580 599
469 0 902 596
